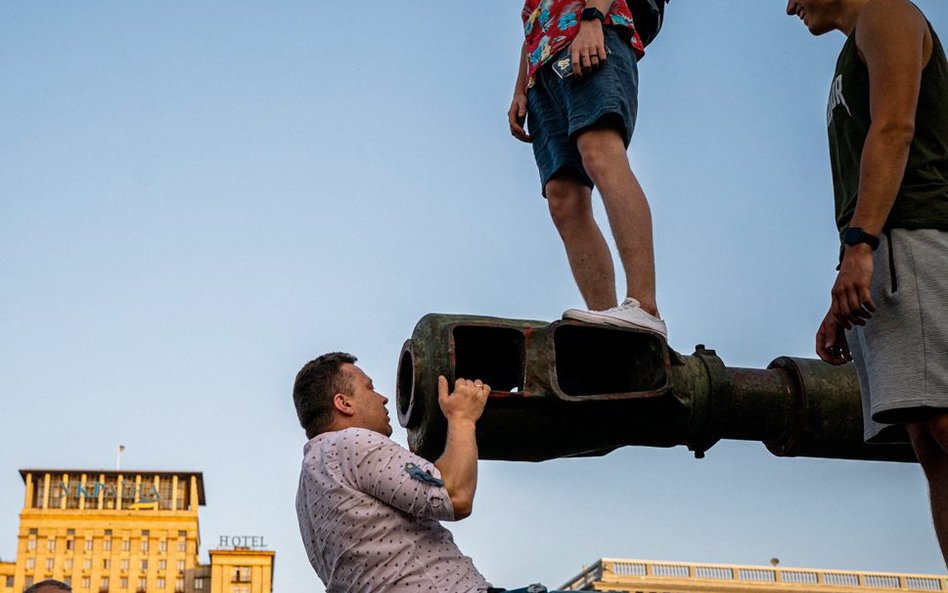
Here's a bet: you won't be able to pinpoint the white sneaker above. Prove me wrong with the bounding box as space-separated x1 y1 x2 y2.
563 298 668 339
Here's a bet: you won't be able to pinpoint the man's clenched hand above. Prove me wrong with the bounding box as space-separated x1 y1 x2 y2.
438 376 489 426
508 93 532 143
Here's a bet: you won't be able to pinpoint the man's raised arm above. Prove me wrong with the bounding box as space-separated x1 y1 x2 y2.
433 376 490 520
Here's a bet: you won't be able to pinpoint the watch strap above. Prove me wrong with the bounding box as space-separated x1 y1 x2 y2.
842 227 880 250
581 7 606 22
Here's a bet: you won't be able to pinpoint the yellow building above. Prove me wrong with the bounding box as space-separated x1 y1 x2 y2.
0 469 274 593
561 558 946 593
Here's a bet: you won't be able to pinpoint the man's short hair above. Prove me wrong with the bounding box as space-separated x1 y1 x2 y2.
293 352 357 439
24 580 72 593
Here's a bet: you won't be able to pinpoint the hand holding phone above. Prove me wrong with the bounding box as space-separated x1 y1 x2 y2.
552 46 611 79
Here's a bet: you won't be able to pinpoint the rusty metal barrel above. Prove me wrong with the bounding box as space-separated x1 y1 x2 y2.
396 314 915 463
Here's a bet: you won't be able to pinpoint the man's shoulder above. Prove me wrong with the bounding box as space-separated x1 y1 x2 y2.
858 0 926 31
303 427 390 456
327 427 402 454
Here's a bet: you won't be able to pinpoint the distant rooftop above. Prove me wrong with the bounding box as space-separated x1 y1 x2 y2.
562 558 946 593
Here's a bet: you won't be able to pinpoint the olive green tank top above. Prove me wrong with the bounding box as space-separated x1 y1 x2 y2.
827 21 948 235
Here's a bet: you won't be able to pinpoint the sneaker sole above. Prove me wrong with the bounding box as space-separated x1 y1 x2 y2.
599 316 668 339
563 310 667 339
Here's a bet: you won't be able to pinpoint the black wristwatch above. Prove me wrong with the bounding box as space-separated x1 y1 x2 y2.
581 7 606 22
842 227 880 250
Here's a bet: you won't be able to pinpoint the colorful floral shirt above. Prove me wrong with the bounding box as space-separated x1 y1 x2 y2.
521 0 645 90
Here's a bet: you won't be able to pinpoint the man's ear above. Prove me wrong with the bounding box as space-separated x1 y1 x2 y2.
332 393 354 416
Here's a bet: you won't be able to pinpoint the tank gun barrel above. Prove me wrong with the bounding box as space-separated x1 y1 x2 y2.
396 314 914 463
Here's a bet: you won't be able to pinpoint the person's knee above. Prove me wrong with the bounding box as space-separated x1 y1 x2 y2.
545 180 592 229
930 414 948 453
576 127 628 182
909 418 948 473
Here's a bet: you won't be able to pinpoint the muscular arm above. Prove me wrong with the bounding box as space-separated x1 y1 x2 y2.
827 1 930 329
850 0 930 236
432 377 489 520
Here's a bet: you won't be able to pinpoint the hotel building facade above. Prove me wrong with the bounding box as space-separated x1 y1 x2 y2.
0 469 274 593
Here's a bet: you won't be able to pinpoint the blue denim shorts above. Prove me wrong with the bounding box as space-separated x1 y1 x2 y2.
527 26 640 197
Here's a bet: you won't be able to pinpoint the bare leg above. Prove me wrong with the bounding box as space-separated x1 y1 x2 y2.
576 127 659 318
545 176 617 311
908 413 948 568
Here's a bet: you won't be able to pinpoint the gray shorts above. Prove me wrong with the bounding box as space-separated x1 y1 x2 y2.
847 228 948 442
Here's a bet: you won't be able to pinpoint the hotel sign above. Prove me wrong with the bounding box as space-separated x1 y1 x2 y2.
218 535 267 548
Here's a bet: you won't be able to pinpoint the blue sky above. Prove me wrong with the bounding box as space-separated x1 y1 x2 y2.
2 2 948 592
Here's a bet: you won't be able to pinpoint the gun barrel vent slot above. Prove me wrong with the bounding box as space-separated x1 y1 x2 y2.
554 325 667 396
452 326 525 392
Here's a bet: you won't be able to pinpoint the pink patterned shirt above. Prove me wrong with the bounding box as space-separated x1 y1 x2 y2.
296 428 490 593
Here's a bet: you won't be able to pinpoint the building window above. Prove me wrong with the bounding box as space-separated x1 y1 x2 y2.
157 578 166 589
85 539 94 551
232 586 249 593
46 558 54 571
121 559 129 572
103 559 111 570
26 558 35 570
232 567 251 583
176 561 184 572
158 479 174 511
65 559 74 570
177 531 186 538
29 528 38 535
141 530 150 537
158 560 166 571
82 578 91 589
140 560 148 571
47 538 56 552
159 540 167 553
177 541 185 553
175 578 184 592
104 539 112 551
105 529 113 536
101 577 110 592
84 559 93 571
193 578 204 590
27 539 37 552
138 577 147 592
122 539 131 552
6 576 14 588
48 481 64 509
24 577 34 589
175 481 187 511
66 539 74 551
63 577 71 587
67 529 75 535
141 540 150 553
32 480 45 508
121 578 129 589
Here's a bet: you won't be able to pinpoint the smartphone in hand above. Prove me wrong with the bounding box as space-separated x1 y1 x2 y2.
552 47 612 79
